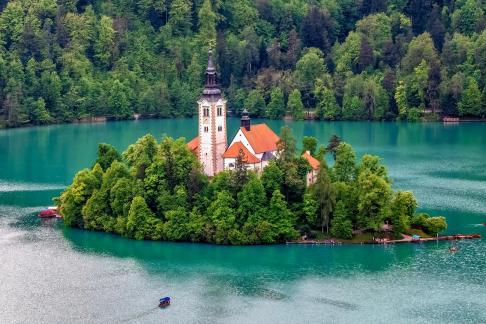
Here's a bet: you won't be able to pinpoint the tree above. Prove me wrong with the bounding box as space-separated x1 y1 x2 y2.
231 148 249 193
237 176 266 226
303 190 318 226
452 0 483 36
207 190 238 244
459 78 482 117
261 161 283 197
82 189 110 231
327 135 342 160
277 126 297 165
424 216 447 235
313 162 335 233
356 156 392 231
357 36 374 73
94 143 121 171
482 86 486 118
302 136 318 156
168 0 191 36
287 89 304 120
330 201 353 239
426 4 445 50
110 178 135 217
108 79 132 119
93 16 114 69
401 33 439 74
266 87 285 119
390 191 417 234
30 98 50 124
123 134 158 179
294 48 326 92
315 79 339 120
333 142 356 182
267 189 298 241
198 0 216 46
59 168 100 228
126 196 159 240
300 6 332 51
244 89 266 117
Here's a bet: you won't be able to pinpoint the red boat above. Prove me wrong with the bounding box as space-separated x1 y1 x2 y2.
38 207 60 218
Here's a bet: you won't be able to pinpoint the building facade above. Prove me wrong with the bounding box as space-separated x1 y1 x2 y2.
196 50 227 177
189 50 280 177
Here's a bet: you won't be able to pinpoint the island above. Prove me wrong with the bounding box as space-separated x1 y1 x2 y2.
58 128 450 245
58 50 451 245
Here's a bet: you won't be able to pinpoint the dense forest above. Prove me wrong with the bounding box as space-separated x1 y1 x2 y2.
2 0 486 128
59 128 447 244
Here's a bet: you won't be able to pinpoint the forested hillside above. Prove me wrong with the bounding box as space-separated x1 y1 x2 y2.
1 0 486 127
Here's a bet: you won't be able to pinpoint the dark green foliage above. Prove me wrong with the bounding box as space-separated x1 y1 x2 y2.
60 133 448 244
2 1 486 126
330 201 353 240
302 136 318 156
94 144 121 171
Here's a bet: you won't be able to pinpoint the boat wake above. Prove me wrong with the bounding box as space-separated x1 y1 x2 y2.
118 306 160 323
0 181 65 193
313 296 359 311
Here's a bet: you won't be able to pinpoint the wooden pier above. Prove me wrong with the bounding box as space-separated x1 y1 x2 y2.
287 234 481 245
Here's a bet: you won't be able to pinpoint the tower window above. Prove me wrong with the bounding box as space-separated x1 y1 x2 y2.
203 107 209 117
217 107 222 116
204 126 209 132
218 126 222 132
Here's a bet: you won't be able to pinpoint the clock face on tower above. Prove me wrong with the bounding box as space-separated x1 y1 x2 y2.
203 117 209 124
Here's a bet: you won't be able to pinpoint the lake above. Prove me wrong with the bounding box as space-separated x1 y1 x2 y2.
1 119 486 323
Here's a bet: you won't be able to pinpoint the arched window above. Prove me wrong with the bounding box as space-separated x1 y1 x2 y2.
203 107 210 117
217 106 222 116
204 126 209 132
218 126 222 132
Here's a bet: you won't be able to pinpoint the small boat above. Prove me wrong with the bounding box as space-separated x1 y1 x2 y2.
38 207 60 218
159 297 171 308
449 246 458 253
411 235 421 243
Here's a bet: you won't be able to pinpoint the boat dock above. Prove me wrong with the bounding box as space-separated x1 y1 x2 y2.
287 234 481 245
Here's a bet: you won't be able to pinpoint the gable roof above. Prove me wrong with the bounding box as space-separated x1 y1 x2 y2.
240 124 279 154
223 142 260 164
187 137 199 154
302 151 320 170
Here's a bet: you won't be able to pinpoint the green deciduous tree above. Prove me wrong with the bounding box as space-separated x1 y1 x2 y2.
313 162 335 233
287 89 304 120
459 78 482 116
266 87 285 119
330 201 353 239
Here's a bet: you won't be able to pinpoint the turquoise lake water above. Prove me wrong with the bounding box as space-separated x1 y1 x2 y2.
1 119 485 323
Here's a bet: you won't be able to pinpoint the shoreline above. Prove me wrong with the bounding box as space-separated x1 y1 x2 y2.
287 233 482 246
3 115 486 131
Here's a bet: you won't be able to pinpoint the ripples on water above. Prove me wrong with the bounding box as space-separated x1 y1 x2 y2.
1 120 486 323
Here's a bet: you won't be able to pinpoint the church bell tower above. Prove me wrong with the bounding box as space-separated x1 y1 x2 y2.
197 50 227 177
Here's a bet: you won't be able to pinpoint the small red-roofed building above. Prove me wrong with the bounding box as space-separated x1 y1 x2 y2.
302 151 320 186
223 109 279 173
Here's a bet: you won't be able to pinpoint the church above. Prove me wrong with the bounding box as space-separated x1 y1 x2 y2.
188 50 320 185
187 50 280 177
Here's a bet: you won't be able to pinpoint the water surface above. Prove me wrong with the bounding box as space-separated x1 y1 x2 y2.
1 119 485 323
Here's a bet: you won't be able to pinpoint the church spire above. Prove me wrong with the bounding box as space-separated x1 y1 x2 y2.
203 49 221 97
241 108 251 131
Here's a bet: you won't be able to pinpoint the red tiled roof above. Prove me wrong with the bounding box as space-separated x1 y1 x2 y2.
240 124 280 154
302 151 320 170
187 137 199 154
223 142 260 164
